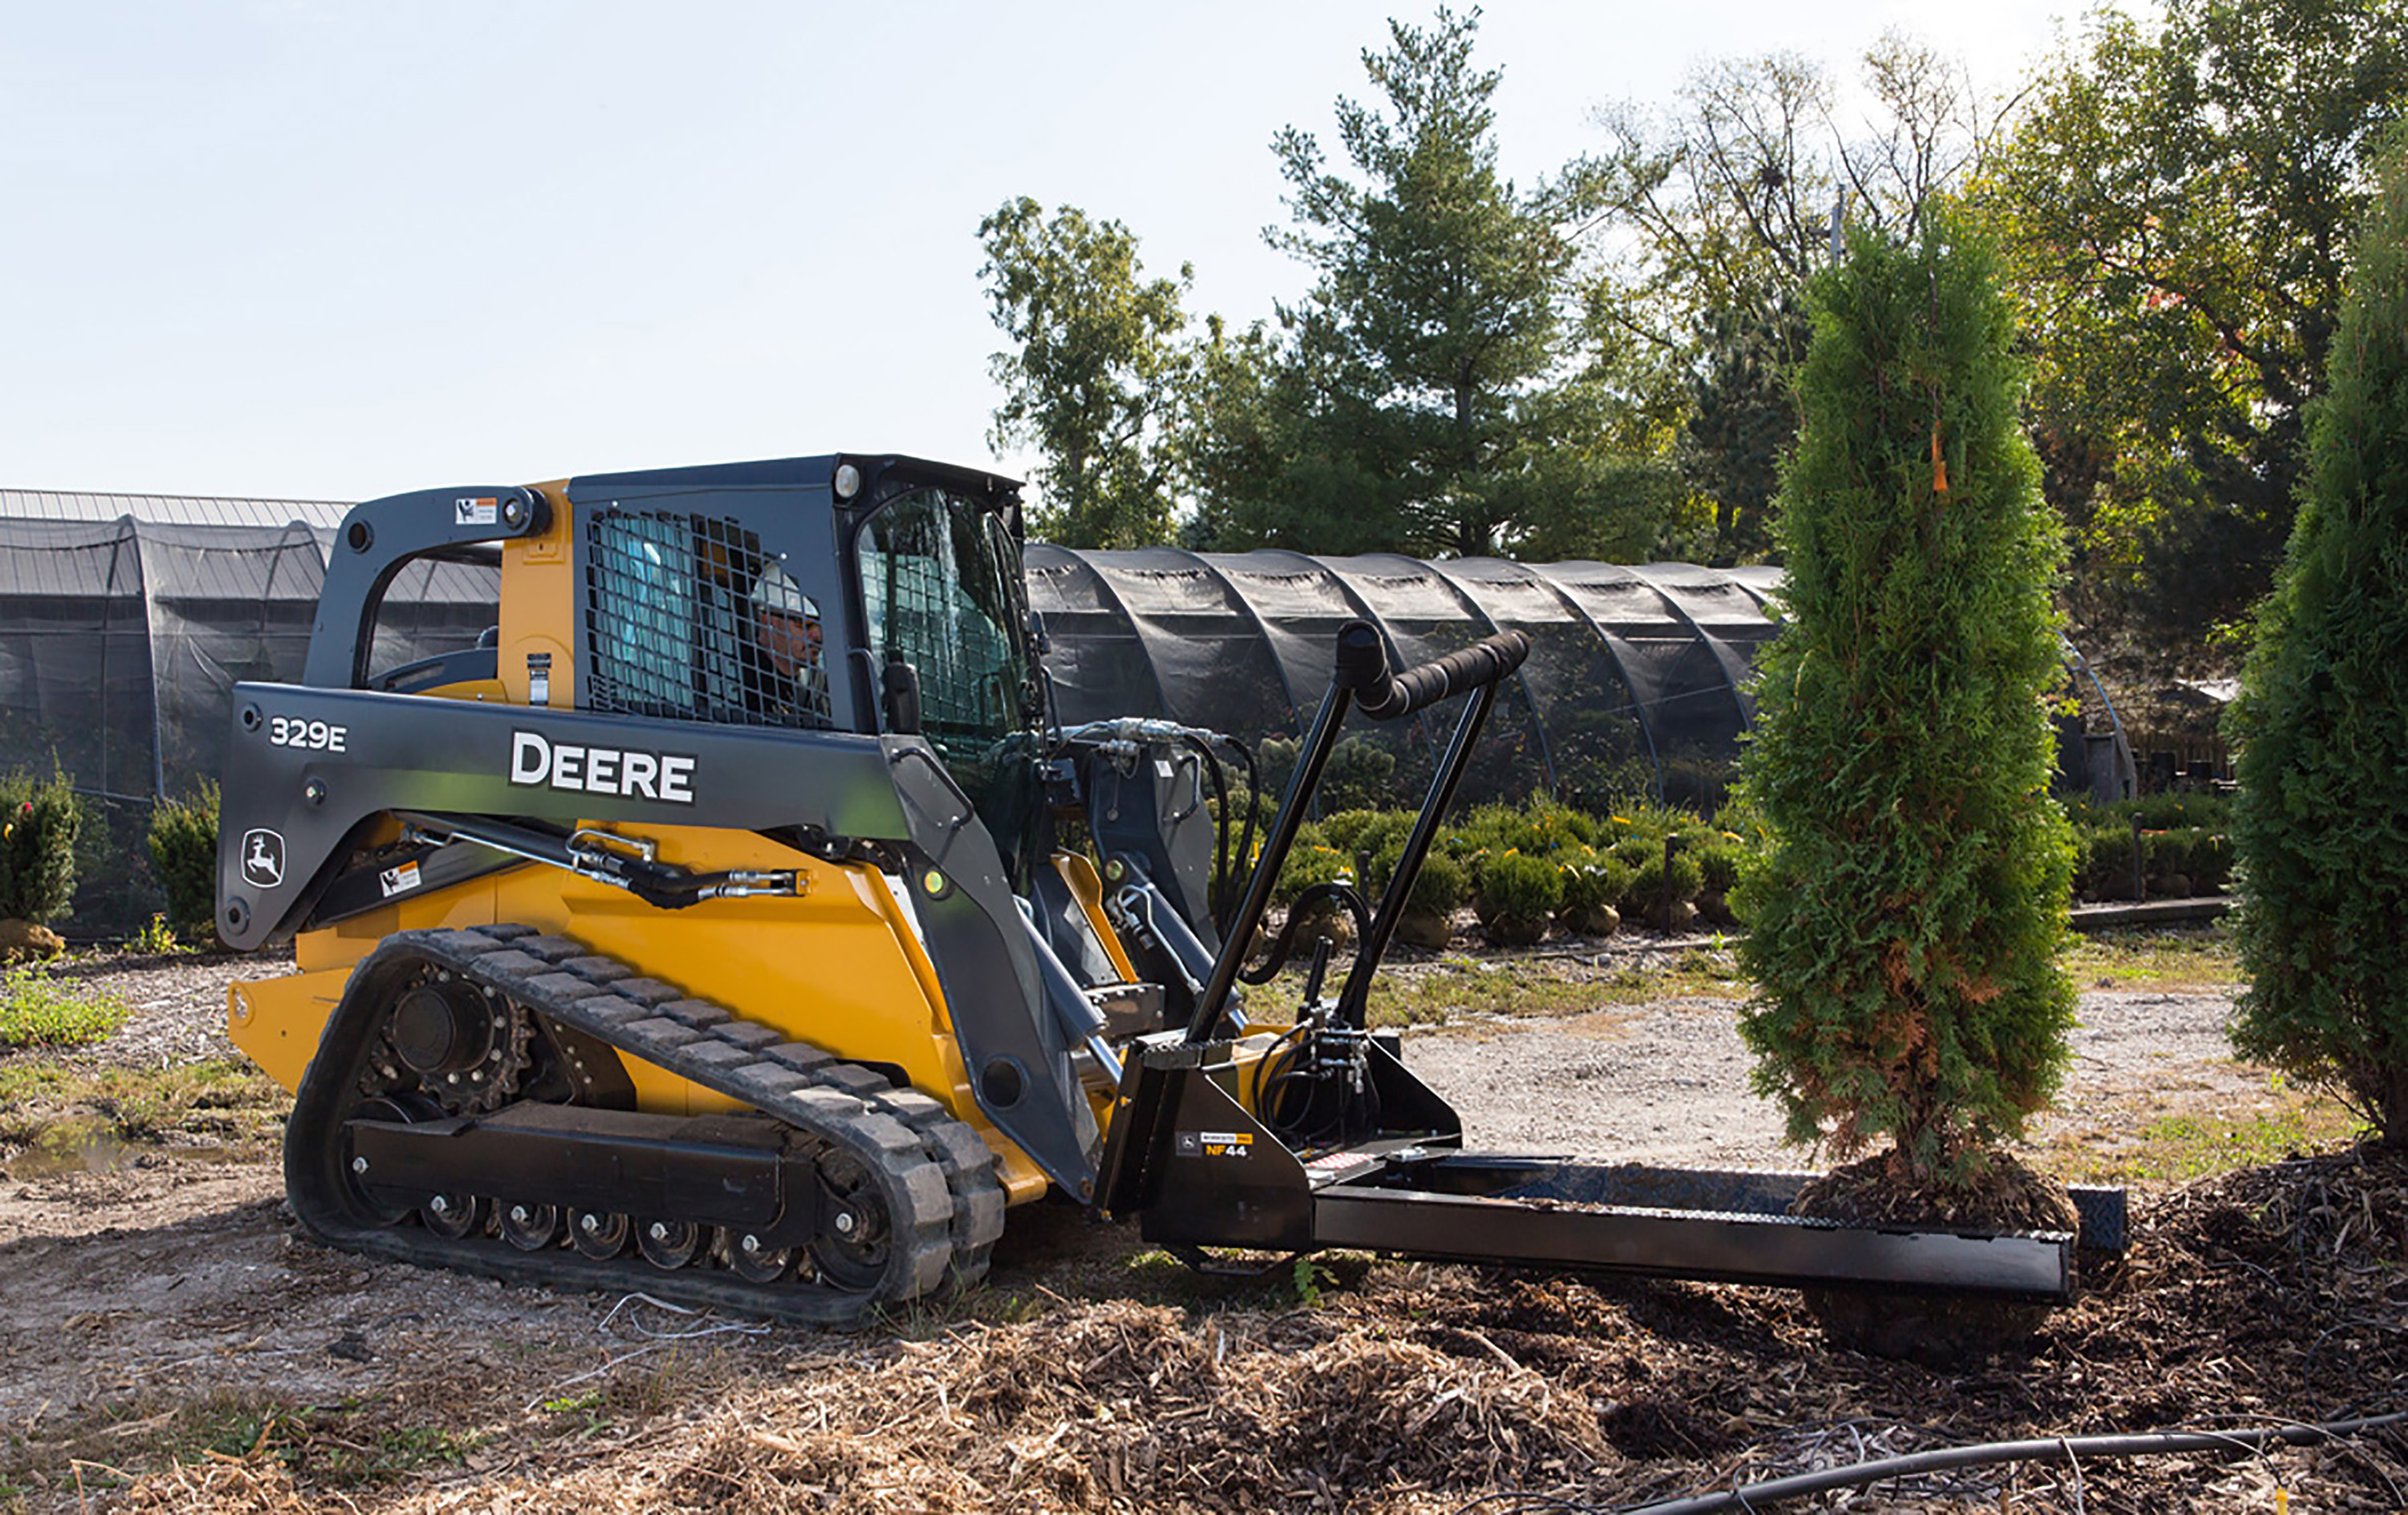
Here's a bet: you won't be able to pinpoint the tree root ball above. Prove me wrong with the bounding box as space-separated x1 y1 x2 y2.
1792 1149 2080 1368
1395 906 1454 951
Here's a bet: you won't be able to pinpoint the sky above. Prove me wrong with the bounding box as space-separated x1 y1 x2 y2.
1 0 2101 505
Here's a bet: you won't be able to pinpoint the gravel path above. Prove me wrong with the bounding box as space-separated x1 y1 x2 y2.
1404 986 2257 1168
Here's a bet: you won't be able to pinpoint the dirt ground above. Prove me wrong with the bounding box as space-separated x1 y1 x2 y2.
1 941 2402 1513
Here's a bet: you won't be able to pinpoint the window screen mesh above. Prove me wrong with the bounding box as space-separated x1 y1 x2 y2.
583 510 830 729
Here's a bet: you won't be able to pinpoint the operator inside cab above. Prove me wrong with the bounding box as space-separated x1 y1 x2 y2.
748 563 831 725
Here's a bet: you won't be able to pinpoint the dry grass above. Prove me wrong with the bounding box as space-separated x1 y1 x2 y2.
2036 1070 2371 1186
2064 923 2240 992
1361 945 1745 1028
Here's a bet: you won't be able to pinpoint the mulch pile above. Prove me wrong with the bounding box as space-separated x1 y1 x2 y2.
112 1145 2408 1513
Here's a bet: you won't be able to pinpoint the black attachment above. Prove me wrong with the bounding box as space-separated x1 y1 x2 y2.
1237 881 1369 986
1185 622 1531 1045
1312 1152 2081 1299
1183 671 1360 1044
1337 623 1532 722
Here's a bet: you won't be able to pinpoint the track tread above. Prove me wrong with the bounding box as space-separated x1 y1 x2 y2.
454 924 1005 1312
288 925 1009 1327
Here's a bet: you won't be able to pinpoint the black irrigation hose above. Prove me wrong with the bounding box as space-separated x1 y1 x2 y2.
1608 1411 2408 1515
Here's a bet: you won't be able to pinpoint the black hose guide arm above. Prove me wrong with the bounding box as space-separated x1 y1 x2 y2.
1335 623 1531 722
1183 622 1533 1045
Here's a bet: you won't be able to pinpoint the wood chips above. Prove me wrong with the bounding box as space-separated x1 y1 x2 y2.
84 1144 2408 1513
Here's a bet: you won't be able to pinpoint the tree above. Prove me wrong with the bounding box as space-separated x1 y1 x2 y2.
1583 35 2005 563
2227 140 2408 1146
1734 214 2076 1189
1979 0 2408 661
1677 292 1810 561
1194 8 1674 559
978 198 1191 548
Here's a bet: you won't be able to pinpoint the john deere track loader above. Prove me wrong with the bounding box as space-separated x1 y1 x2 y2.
220 453 2116 1325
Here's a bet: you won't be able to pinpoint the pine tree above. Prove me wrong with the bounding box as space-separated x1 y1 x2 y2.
1192 9 1675 558
1735 214 2076 1188
2227 143 2408 1146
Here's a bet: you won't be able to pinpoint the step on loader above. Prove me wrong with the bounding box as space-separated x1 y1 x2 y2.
219 453 2121 1326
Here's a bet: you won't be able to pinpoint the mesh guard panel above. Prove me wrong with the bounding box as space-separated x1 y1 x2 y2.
584 511 831 729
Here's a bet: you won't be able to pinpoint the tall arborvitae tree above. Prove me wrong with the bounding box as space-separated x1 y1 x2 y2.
1735 214 2076 1188
2227 144 2408 1147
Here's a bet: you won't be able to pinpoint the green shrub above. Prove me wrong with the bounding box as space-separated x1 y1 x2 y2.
2229 144 2408 1144
1619 850 1704 920
2121 790 2231 832
1320 809 1383 856
1320 738 1400 813
0 964 128 1049
2074 822 2138 900
1733 215 2076 1185
1508 799 1596 854
1362 834 1458 903
1271 839 1350 908
148 782 222 941
0 768 83 924
1558 847 1631 916
1444 802 1523 858
1256 736 1399 815
1475 850 1562 924
1403 848 1466 916
1694 842 1746 898
1324 808 1416 867
2184 829 2234 893
1606 838 1653 872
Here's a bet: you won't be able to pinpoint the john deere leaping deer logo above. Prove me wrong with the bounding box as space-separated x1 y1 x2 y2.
240 828 286 888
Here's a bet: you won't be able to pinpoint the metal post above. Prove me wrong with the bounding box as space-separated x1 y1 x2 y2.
2130 814 2146 904
1662 834 1679 934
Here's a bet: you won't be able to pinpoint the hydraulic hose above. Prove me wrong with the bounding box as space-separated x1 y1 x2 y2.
1612 1411 2408 1515
1336 622 1531 722
1223 735 1261 936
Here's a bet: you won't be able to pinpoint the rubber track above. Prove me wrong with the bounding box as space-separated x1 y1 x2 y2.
307 924 1007 1326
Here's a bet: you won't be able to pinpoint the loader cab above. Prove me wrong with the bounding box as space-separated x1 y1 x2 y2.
566 455 1031 731
567 453 1044 876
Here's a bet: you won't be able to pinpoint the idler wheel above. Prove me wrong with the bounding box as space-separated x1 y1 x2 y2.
348 1093 434 1225
721 1227 795 1283
570 1208 630 1260
422 1192 490 1241
499 1200 566 1252
389 980 496 1077
809 1155 891 1292
637 1217 705 1271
